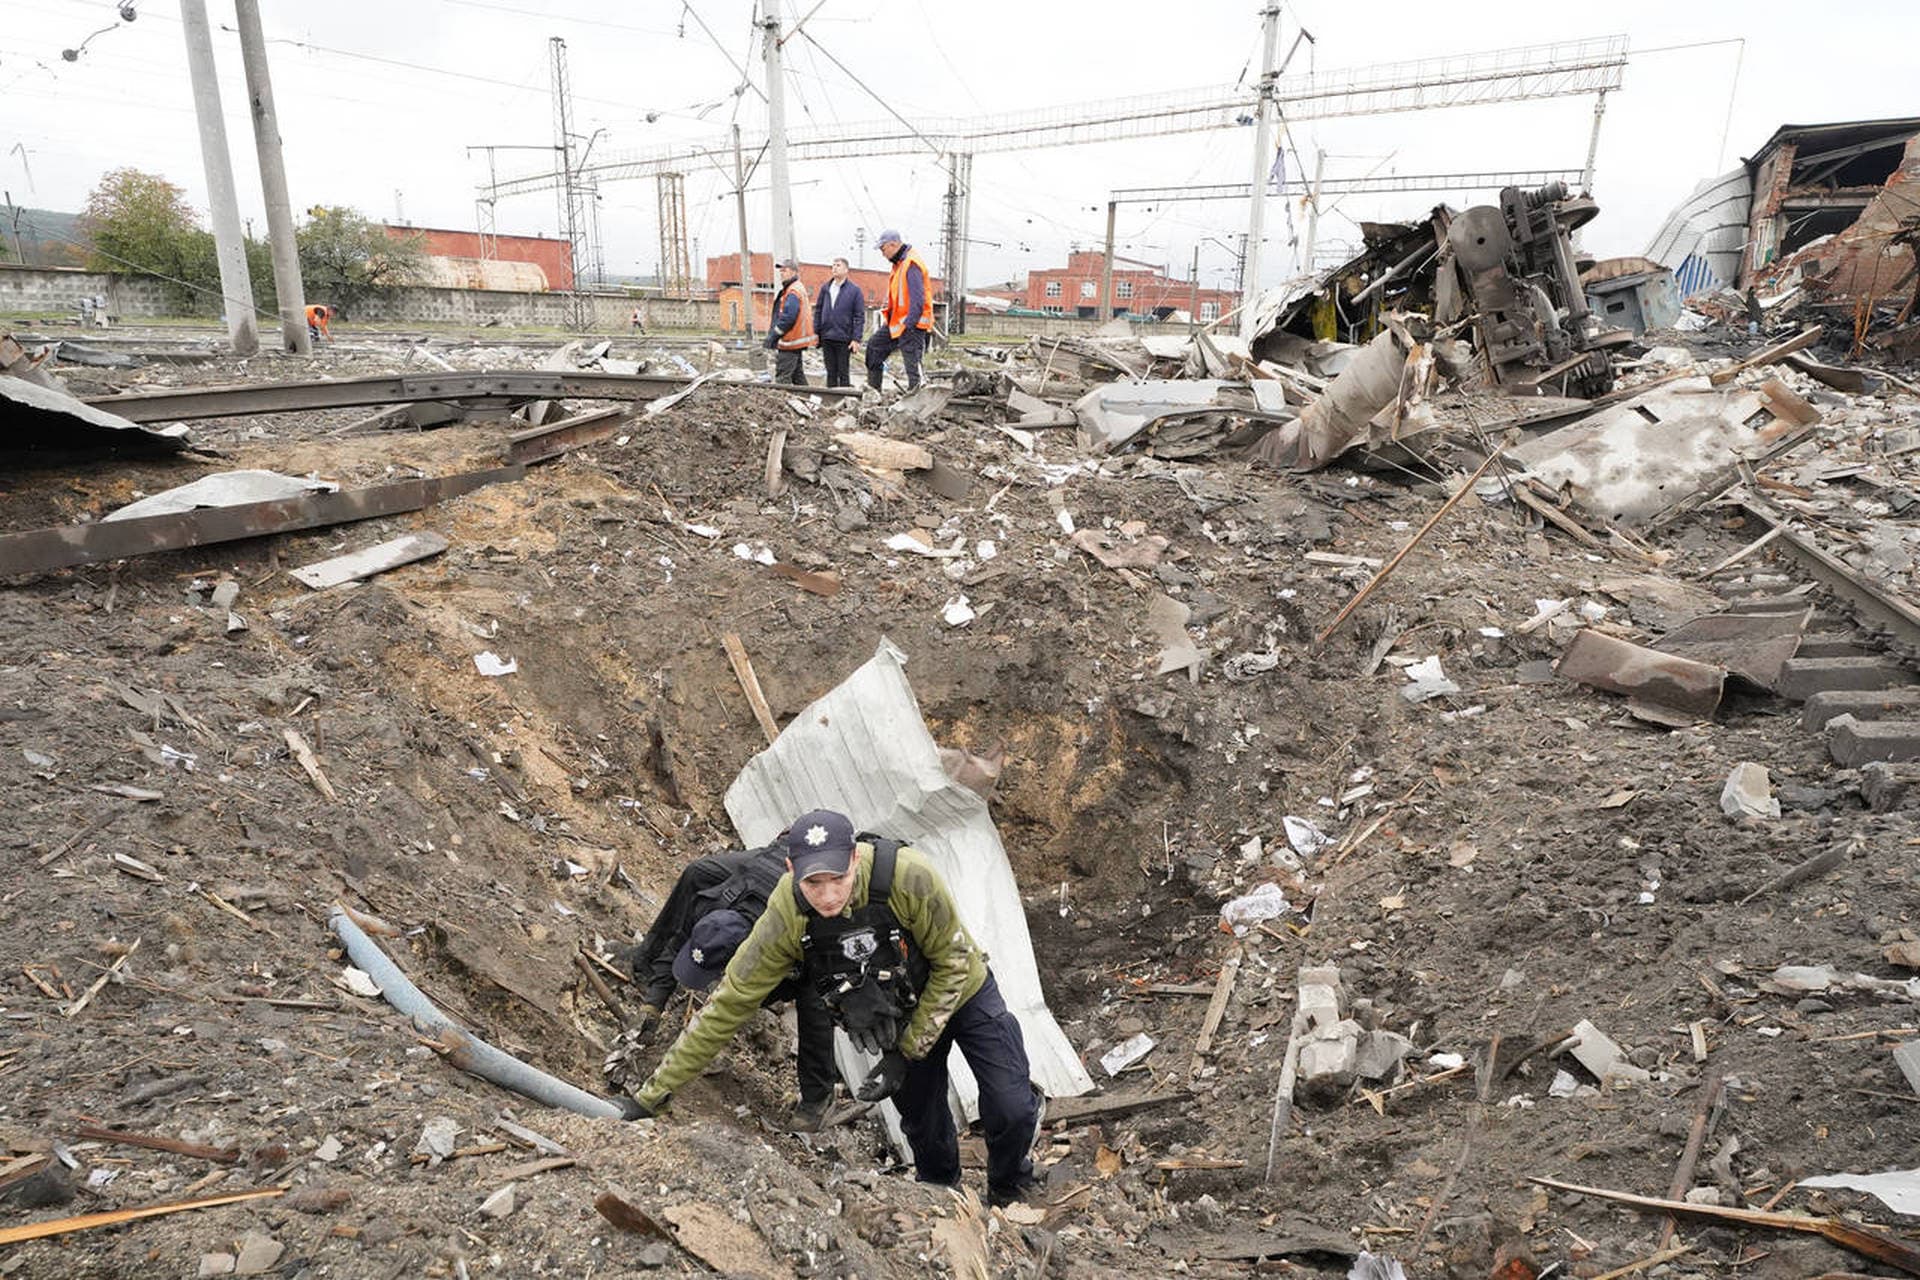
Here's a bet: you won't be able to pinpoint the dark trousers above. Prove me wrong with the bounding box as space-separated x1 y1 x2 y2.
894 972 1038 1196
820 339 853 388
774 348 808 386
865 326 926 391
771 978 836 1106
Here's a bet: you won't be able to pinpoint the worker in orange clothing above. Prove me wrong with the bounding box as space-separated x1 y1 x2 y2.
765 259 817 386
304 304 332 343
864 230 933 392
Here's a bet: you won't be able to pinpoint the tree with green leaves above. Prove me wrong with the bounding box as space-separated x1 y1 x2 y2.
79 167 218 310
297 206 423 316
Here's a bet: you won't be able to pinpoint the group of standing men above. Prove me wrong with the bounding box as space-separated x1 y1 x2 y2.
765 230 933 392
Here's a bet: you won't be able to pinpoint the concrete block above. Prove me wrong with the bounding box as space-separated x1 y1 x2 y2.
1720 761 1780 819
1895 1039 1920 1097
1353 1029 1415 1081
1569 1017 1650 1086
1295 1017 1361 1106
1860 762 1920 812
1778 656 1920 701
1802 687 1920 730
1297 970 1344 1031
1794 633 1877 659
1829 715 1920 767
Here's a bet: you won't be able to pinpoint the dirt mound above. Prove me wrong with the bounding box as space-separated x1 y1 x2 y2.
2 342 1917 1279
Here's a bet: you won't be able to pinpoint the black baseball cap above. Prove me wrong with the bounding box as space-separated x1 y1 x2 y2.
673 909 751 989
784 809 857 880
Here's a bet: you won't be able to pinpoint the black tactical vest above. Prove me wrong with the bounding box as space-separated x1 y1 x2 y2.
695 843 787 920
798 837 931 1026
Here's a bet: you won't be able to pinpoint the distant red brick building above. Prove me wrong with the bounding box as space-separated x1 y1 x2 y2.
384 225 574 292
1020 251 1239 321
705 253 944 327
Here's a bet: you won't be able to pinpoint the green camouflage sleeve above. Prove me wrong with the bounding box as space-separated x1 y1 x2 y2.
892 848 988 1060
634 881 806 1110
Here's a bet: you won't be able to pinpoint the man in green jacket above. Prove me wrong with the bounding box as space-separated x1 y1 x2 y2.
626 808 1046 1207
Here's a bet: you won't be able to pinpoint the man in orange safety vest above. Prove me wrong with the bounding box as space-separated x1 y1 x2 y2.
765 259 817 387
864 230 932 392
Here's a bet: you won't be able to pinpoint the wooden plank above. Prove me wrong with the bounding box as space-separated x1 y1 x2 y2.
1188 944 1242 1076
1528 1177 1920 1277
721 633 780 745
1657 1074 1723 1248
65 938 140 1018
71 1124 240 1164
289 531 450 590
0 1187 283 1246
1708 325 1823 386
283 729 339 803
1043 1089 1193 1128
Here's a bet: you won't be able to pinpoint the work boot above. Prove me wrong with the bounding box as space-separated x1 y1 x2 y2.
789 1095 832 1133
1024 1084 1049 1156
986 1176 1047 1211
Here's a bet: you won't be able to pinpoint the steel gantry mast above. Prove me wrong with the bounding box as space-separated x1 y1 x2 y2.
550 37 591 324
482 35 1628 200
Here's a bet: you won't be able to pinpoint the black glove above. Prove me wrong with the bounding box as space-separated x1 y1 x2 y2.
856 1050 908 1103
849 1019 898 1056
613 1094 657 1121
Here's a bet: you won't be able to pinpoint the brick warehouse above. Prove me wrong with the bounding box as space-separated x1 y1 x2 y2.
383 225 576 292
1013 250 1240 321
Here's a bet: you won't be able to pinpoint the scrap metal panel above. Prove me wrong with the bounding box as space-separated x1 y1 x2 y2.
723 639 1094 1129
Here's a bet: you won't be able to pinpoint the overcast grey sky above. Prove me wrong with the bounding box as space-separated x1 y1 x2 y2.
5 0 1915 293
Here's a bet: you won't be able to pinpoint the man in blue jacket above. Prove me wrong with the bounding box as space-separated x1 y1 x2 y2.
812 257 865 388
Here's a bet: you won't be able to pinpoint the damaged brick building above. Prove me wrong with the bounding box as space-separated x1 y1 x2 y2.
1649 115 1920 329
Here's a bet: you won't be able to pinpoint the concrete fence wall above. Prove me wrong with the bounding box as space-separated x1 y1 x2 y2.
0 265 1153 341
0 264 175 317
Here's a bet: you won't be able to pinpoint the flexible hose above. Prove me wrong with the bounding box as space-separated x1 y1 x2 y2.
328 904 628 1120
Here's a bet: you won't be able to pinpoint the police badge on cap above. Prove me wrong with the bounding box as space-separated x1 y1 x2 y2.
785 808 856 880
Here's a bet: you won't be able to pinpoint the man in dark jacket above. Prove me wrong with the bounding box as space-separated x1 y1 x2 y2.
608 842 837 1129
625 809 1047 1208
812 257 865 388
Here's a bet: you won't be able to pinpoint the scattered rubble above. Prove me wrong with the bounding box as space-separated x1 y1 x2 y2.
5 219 1920 1280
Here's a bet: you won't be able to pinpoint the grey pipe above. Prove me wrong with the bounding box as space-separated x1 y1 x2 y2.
328 904 628 1120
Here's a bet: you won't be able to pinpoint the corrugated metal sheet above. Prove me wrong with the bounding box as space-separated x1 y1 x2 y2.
1644 168 1752 298
724 639 1093 1139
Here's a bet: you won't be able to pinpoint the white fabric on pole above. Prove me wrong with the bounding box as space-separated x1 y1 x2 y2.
724 638 1093 1137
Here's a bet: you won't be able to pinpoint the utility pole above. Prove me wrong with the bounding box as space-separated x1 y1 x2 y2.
1300 147 1326 278
760 1 796 266
951 152 972 335
1239 2 1282 341
1188 244 1199 335
233 0 306 353
1580 88 1608 194
179 0 258 355
1100 200 1118 323
3 191 25 266
940 153 973 335
731 122 760 354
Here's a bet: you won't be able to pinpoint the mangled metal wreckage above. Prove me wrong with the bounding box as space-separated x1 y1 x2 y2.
1071 181 1635 470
